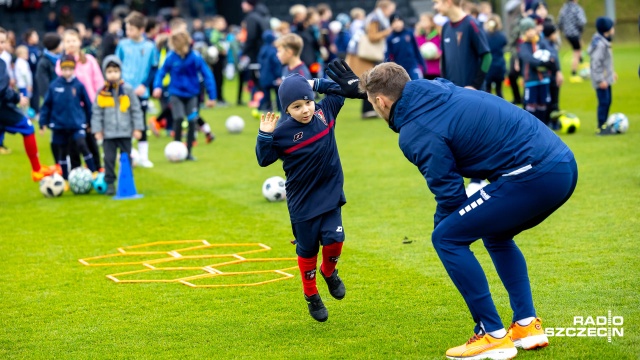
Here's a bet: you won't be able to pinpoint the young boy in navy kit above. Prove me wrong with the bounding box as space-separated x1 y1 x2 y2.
385 13 426 80
256 60 365 322
40 55 97 183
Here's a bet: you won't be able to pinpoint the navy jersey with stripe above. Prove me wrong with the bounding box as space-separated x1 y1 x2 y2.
441 15 490 87
256 79 345 223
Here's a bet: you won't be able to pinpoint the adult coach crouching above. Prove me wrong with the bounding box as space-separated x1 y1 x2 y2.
329 61 578 360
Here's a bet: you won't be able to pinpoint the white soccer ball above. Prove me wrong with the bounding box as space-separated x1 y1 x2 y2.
39 173 65 197
207 46 219 63
420 42 439 60
68 167 94 194
533 49 551 62
225 115 245 134
164 141 188 162
329 20 342 34
606 113 629 134
262 176 286 202
579 66 590 79
130 148 141 167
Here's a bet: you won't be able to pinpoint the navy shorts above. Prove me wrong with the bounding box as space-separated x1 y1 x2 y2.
52 129 86 145
1 117 35 136
524 84 550 106
292 207 345 258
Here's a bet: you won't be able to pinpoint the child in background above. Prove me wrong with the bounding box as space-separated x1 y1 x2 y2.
276 33 312 80
92 55 144 195
57 29 103 170
258 30 282 114
256 59 365 322
484 15 508 98
24 29 41 114
35 32 63 167
518 17 556 125
333 13 352 60
152 31 216 161
14 46 33 99
41 55 97 183
386 13 426 80
414 12 442 80
588 17 617 133
209 16 229 106
540 23 563 124
558 0 587 83
0 27 55 177
116 11 158 168
477 1 492 24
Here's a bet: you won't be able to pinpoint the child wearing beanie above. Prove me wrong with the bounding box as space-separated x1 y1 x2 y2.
588 17 616 133
256 60 365 323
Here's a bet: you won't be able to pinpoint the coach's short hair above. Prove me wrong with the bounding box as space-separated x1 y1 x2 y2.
275 33 304 57
360 62 410 102
125 11 146 29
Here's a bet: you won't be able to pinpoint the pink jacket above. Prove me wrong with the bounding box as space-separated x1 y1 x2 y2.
416 31 442 77
56 53 103 103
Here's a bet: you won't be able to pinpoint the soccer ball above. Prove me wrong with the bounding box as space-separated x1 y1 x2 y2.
93 172 108 194
130 148 141 167
262 176 286 202
533 49 551 62
68 167 94 194
606 113 629 134
578 64 590 79
420 42 439 60
557 113 581 134
328 20 342 34
206 46 219 63
164 141 188 162
39 173 65 198
226 115 245 134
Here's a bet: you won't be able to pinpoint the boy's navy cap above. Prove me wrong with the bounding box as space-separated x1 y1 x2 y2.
278 74 314 112
596 17 614 35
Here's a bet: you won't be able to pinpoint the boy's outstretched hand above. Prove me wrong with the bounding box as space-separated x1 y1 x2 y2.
152 88 162 99
260 112 279 133
326 59 367 99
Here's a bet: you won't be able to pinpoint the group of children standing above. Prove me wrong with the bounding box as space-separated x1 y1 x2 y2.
1 11 220 194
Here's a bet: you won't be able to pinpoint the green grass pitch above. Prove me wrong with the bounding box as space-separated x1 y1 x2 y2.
1 44 638 359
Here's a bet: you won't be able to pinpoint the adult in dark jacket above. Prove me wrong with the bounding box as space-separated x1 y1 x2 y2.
351 61 577 359
241 0 270 83
40 55 97 180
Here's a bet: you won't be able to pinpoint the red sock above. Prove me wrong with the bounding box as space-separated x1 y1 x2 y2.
297 255 318 297
23 134 41 171
320 242 343 277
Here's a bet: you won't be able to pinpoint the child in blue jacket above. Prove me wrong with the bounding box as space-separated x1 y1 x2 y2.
152 31 216 161
258 30 282 113
40 55 97 181
386 14 426 80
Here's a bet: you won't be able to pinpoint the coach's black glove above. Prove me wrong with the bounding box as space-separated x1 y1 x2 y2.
325 59 368 99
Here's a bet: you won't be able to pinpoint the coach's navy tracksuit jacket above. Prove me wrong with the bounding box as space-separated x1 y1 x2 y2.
389 78 572 227
256 79 346 224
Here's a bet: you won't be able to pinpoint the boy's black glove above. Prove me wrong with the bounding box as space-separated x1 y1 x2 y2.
325 59 368 99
